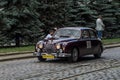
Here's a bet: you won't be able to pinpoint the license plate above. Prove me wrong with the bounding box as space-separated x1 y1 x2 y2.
42 54 54 59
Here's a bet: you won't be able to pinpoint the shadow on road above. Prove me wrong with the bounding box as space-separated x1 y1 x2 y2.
35 55 104 64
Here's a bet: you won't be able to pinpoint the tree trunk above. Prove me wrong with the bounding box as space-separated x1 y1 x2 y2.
15 33 20 47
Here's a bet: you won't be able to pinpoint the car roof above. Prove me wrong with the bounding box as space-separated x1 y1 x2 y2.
59 27 92 30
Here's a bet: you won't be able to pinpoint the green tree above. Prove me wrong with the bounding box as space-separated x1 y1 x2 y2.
0 0 42 46
0 0 120 47
61 0 97 28
89 0 120 38
37 0 66 34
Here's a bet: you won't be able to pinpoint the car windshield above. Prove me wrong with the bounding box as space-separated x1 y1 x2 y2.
53 28 80 39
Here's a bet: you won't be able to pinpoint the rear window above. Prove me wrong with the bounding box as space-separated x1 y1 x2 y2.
89 30 97 38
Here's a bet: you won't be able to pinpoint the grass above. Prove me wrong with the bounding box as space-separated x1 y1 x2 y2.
0 38 120 53
0 45 34 53
102 38 120 45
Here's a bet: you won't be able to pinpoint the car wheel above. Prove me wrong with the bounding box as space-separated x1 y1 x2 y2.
94 46 102 58
68 48 79 62
37 56 46 61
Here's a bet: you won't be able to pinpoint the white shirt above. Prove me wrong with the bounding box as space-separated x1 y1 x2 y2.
45 34 52 40
96 18 105 31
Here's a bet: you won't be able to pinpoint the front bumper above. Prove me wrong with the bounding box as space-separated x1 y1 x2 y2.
33 52 71 58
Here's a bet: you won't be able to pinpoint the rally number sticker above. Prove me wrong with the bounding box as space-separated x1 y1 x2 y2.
86 41 91 48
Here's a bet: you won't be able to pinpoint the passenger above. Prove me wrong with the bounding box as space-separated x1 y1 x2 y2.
44 29 55 40
82 31 89 38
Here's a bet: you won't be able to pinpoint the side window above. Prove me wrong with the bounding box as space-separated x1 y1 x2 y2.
89 30 97 38
81 30 90 39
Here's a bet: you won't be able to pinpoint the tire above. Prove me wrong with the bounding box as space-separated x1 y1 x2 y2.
68 48 79 62
94 46 102 58
37 56 46 61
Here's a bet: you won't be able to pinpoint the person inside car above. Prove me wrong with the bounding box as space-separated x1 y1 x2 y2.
82 30 90 38
44 29 55 40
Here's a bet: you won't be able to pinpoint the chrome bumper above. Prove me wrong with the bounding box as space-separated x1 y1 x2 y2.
33 52 71 58
33 52 41 56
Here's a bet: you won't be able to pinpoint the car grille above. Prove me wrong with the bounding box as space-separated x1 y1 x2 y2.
43 44 56 53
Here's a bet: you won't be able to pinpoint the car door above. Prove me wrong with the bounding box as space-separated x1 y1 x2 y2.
80 29 92 55
89 29 99 54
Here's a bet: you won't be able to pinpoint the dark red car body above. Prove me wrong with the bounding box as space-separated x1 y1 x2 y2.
33 27 103 62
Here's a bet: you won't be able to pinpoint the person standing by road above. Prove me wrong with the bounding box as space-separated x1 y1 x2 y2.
96 15 105 39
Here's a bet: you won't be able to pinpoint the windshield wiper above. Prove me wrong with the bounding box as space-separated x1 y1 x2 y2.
60 35 70 37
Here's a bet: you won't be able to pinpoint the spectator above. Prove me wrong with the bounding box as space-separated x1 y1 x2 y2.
96 15 105 39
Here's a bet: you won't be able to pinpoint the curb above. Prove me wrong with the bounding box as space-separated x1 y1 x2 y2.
0 51 33 56
0 56 35 62
104 43 120 49
0 43 120 62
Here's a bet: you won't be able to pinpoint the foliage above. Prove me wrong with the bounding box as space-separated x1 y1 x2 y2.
0 0 120 46
88 0 120 38
37 0 66 34
0 0 42 46
65 0 97 27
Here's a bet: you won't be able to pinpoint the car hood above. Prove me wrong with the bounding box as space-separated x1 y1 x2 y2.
43 37 77 44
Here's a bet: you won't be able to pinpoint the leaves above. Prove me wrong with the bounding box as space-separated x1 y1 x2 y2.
0 0 120 46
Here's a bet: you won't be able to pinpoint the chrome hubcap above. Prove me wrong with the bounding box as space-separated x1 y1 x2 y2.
73 48 78 61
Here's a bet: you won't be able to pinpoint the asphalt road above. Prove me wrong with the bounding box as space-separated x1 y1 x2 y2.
0 47 120 80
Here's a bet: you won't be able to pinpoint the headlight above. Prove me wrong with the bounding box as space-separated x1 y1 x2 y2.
38 43 44 49
56 42 67 50
56 43 61 49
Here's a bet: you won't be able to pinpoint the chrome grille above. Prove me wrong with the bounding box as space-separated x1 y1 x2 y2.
43 44 56 53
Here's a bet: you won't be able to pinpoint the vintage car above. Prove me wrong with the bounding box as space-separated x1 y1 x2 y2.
33 27 103 62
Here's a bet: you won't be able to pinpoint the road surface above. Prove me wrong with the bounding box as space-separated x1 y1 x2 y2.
0 47 120 80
